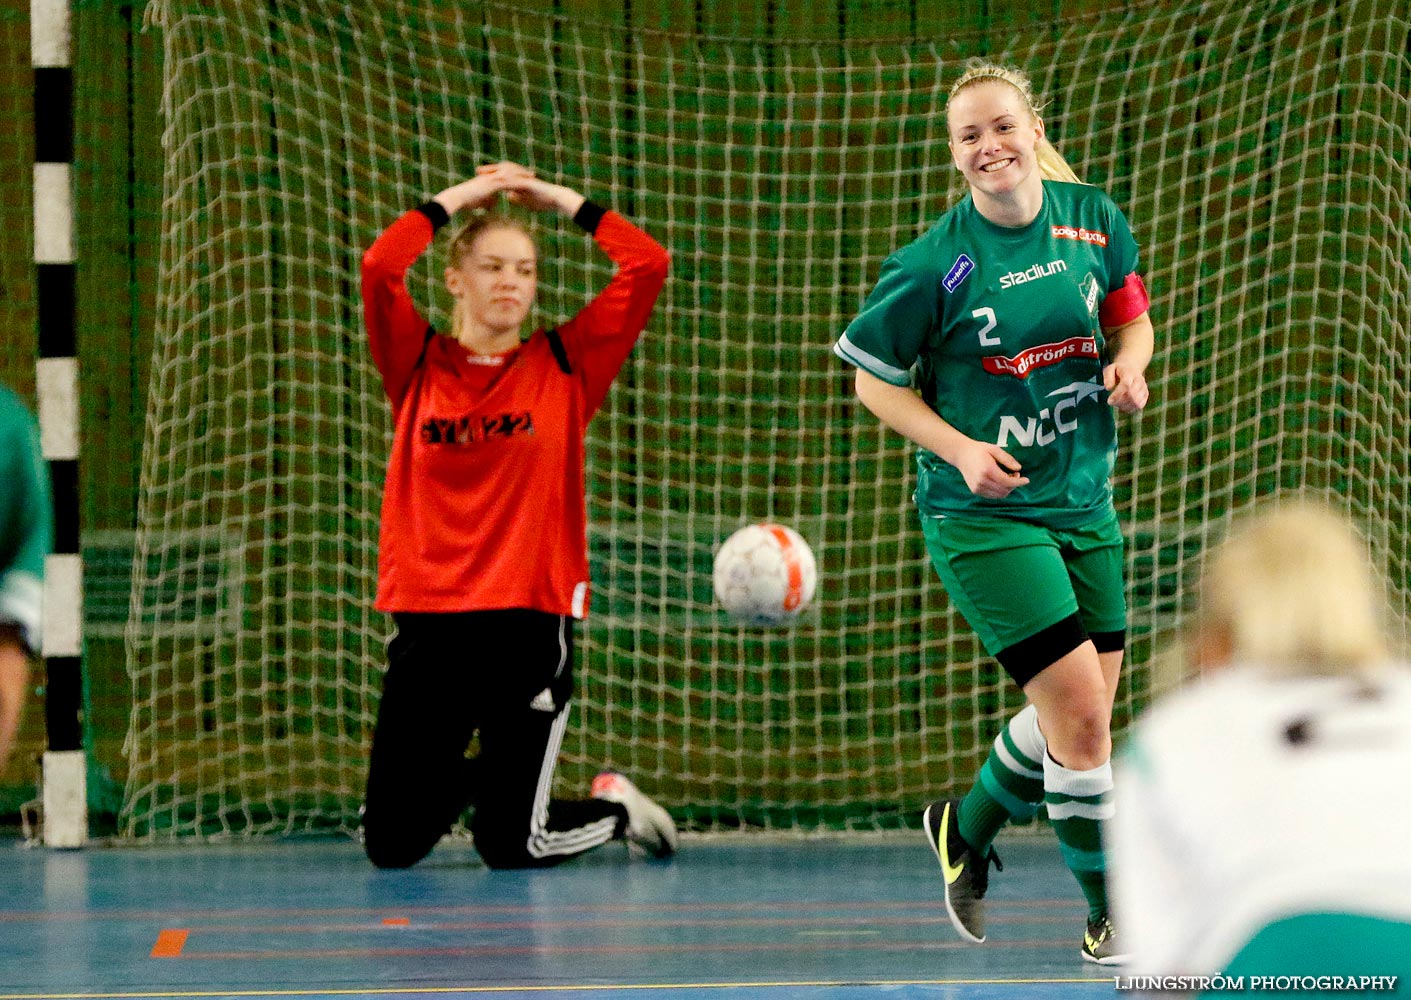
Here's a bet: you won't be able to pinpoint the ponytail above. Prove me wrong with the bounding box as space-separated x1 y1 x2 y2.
1036 138 1082 184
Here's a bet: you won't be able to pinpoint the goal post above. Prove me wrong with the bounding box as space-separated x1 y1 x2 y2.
123 0 1410 837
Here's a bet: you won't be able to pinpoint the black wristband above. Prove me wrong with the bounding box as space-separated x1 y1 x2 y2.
416 200 451 232
573 200 607 235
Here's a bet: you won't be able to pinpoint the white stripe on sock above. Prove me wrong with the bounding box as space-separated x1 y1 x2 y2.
1046 799 1116 821
993 734 1045 779
1042 755 1114 799
1011 703 1048 762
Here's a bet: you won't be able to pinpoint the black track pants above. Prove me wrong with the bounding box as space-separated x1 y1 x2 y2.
362 609 626 869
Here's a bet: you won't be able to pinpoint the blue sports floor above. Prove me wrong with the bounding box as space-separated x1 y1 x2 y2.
0 833 1118 999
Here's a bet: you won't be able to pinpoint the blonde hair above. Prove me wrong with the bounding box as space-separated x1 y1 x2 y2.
946 58 1083 185
447 213 534 269
1195 500 1388 677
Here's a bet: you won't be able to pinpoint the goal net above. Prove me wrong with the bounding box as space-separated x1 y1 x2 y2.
123 0 1410 837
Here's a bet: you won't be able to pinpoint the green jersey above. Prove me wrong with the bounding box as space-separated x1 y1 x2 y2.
835 180 1142 527
0 386 52 653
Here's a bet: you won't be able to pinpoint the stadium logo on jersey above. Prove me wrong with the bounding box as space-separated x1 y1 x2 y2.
982 336 1098 378
999 258 1067 289
420 411 534 445
996 378 1104 448
1052 224 1109 247
942 254 975 293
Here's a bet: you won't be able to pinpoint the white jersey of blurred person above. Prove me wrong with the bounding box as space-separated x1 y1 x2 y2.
1108 500 1411 986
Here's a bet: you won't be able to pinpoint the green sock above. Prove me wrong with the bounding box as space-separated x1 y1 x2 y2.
958 708 1046 854
1043 755 1113 923
1071 869 1108 923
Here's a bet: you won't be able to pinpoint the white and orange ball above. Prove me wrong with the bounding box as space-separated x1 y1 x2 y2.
712 523 817 627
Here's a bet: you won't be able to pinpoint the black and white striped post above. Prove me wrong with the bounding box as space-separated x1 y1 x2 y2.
32 0 86 849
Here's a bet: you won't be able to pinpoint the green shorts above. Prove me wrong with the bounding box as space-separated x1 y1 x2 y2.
920 508 1127 660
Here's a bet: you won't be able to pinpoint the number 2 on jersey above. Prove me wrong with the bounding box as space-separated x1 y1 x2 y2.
973 307 1000 346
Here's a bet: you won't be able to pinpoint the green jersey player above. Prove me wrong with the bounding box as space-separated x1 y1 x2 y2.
836 177 1138 527
0 384 52 772
834 60 1154 965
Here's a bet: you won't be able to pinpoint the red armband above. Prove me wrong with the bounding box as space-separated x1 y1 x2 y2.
1099 273 1150 328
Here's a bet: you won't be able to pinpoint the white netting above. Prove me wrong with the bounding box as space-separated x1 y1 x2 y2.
123 0 1410 836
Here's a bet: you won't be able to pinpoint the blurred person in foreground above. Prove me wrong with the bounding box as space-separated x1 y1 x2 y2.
0 384 51 773
1108 500 1411 987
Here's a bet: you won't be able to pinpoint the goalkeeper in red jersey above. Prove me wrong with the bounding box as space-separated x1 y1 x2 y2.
359 161 675 869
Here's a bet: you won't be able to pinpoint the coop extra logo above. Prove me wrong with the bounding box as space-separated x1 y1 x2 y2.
1051 224 1109 247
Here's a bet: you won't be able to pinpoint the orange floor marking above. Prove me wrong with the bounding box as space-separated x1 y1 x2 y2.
150 928 190 958
382 917 410 926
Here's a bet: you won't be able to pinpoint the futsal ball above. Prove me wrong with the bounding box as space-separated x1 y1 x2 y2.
712 523 817 627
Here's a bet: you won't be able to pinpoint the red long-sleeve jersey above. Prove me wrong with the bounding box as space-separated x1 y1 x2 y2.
361 201 669 617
